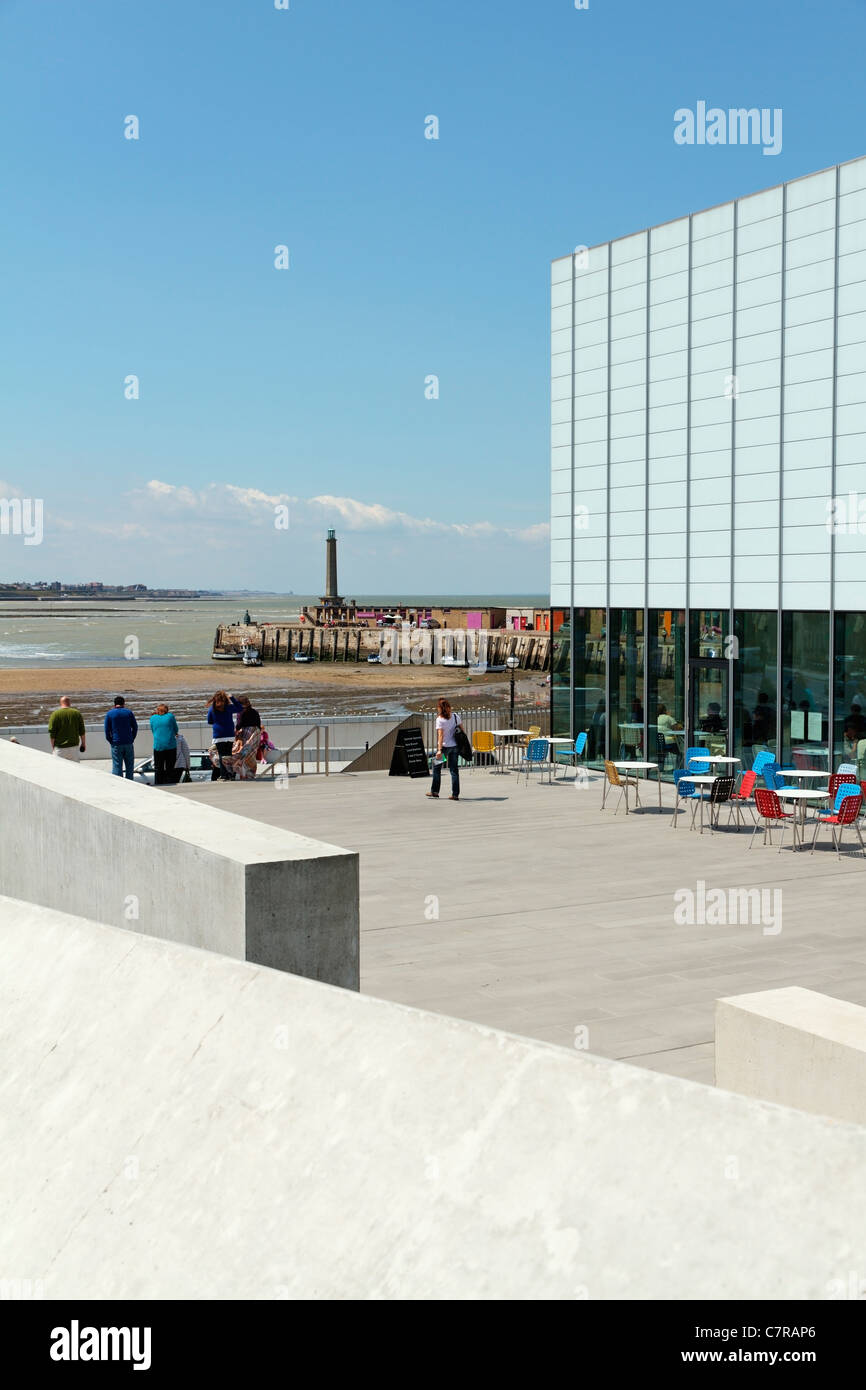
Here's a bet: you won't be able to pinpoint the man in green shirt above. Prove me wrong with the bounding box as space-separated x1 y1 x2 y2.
48 697 86 762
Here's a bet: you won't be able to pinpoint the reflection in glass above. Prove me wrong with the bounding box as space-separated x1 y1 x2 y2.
647 609 685 780
610 609 644 761
833 612 866 777
733 611 777 766
552 609 607 768
781 612 829 768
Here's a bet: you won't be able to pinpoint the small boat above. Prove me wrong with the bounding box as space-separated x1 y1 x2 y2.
242 643 262 667
211 650 242 661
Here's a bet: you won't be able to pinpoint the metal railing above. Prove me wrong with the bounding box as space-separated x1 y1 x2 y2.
262 725 330 777
420 702 550 751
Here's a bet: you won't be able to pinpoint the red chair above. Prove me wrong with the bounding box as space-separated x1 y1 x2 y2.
749 787 793 851
827 772 857 809
728 769 757 827
811 789 865 860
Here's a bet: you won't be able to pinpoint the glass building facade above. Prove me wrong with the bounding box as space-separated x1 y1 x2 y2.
551 156 866 777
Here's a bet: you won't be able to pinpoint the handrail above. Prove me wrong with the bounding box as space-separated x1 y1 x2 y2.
265 725 330 777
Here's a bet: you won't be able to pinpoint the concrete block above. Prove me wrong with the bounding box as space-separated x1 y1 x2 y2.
3 898 866 1299
716 985 866 1123
0 740 358 988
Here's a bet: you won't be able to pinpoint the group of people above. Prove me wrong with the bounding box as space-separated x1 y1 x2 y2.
46 690 267 785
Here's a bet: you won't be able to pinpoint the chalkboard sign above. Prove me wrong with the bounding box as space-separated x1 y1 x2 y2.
389 727 430 778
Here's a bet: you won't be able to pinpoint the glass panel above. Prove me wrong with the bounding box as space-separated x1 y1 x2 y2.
781 612 830 767
833 612 866 775
609 609 645 760
689 662 729 754
552 612 572 738
733 611 778 766
690 610 729 658
552 609 607 769
647 609 686 779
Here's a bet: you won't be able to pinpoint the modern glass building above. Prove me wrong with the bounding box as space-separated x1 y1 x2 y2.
551 155 866 778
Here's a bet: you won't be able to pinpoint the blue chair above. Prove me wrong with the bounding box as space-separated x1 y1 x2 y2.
672 768 706 829
761 762 797 794
520 737 551 785
837 762 858 776
685 745 710 774
752 750 776 777
554 731 587 780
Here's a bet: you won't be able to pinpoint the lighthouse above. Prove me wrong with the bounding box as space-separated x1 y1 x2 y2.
324 529 341 604
315 529 354 623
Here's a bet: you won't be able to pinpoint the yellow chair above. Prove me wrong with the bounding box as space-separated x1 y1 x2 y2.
601 759 640 814
521 724 542 749
471 730 496 772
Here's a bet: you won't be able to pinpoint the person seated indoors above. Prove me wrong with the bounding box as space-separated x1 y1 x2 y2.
701 701 724 734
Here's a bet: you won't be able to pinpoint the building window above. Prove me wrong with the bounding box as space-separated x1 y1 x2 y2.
648 609 685 780
610 610 644 762
833 612 866 776
733 611 777 765
781 612 829 768
551 608 606 766
689 610 729 660
551 613 571 739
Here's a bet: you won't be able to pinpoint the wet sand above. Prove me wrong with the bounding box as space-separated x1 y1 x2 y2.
0 662 547 726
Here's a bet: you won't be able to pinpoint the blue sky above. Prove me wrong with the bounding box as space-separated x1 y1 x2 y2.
1 0 864 592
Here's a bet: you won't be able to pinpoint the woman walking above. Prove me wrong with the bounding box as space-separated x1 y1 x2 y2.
149 702 179 786
207 690 242 781
427 697 461 801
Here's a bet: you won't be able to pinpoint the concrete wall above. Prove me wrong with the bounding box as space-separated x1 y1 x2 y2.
716 986 866 1125
2 714 401 765
0 741 358 988
3 897 866 1300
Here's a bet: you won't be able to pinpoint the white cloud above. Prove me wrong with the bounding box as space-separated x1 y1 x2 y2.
515 522 550 543
137 481 544 543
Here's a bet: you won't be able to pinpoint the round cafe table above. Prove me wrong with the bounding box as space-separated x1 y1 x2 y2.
677 773 720 832
611 759 662 812
774 787 827 849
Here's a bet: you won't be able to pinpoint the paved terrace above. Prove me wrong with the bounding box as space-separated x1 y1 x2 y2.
180 767 866 1084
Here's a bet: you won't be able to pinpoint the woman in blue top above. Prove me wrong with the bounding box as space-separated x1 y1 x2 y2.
149 703 179 786
207 689 242 781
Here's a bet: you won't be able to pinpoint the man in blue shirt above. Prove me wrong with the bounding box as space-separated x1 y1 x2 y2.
104 696 138 779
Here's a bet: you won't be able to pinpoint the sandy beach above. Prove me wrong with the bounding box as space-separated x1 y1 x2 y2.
0 662 547 726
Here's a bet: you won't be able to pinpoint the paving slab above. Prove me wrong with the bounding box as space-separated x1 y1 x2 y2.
181 769 866 1084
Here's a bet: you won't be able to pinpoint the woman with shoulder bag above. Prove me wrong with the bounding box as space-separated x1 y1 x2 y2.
427 697 462 802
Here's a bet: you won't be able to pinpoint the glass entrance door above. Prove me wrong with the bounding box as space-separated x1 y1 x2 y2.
688 658 729 756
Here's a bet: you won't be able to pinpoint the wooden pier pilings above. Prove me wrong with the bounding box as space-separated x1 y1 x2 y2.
212 624 551 670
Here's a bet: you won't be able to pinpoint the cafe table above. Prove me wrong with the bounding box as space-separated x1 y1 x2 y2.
774 787 828 849
489 729 531 772
677 773 720 832
610 759 663 812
